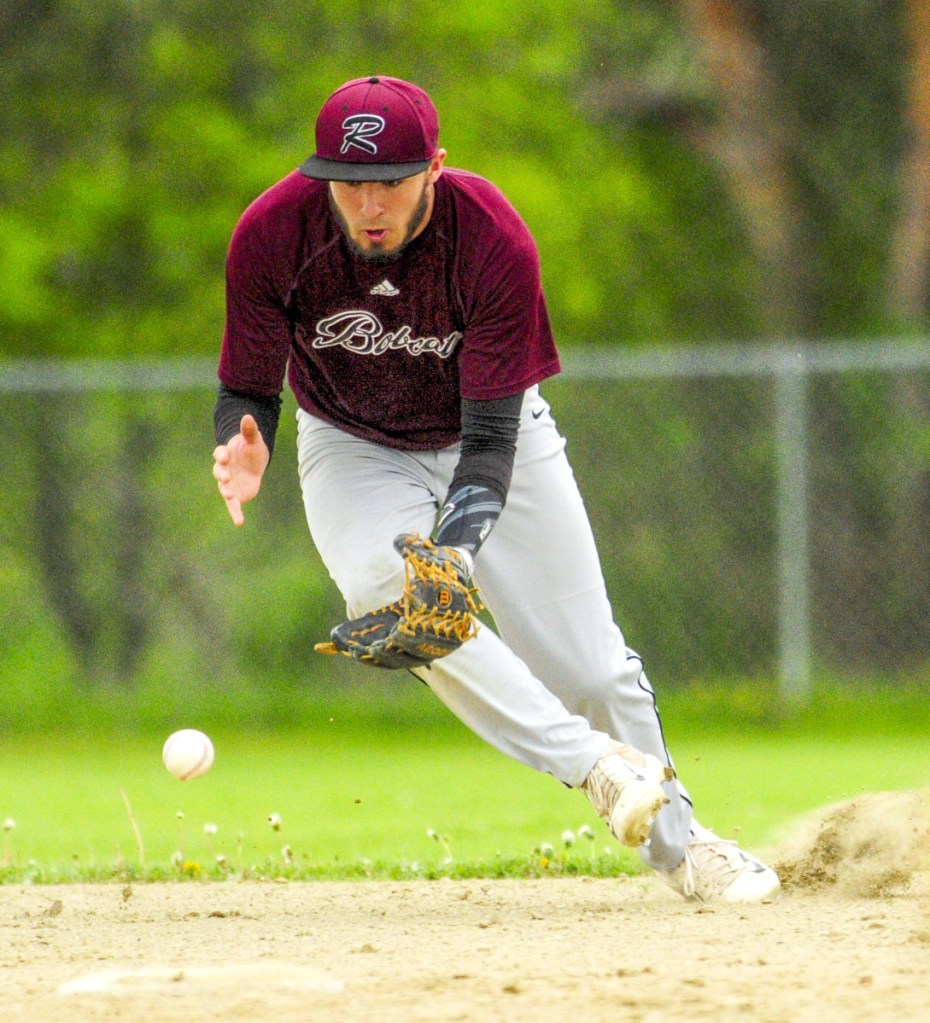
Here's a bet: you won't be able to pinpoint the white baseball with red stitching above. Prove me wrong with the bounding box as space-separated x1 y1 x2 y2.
162 729 215 781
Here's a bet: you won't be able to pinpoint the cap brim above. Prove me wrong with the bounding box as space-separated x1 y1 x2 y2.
298 155 431 182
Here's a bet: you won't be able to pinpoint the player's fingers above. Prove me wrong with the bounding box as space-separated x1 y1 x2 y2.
216 472 242 500
240 414 259 444
225 495 244 526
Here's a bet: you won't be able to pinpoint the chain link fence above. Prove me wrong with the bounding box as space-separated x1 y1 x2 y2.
3 341 929 700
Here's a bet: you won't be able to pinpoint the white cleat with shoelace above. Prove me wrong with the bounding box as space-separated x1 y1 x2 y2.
581 740 675 848
656 821 781 903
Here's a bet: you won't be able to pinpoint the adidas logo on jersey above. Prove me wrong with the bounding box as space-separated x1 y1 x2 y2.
370 279 400 297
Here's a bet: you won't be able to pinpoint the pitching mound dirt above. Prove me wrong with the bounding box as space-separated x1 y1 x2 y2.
772 789 930 897
1 792 928 1023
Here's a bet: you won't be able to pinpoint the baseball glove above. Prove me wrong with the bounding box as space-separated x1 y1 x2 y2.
314 533 482 670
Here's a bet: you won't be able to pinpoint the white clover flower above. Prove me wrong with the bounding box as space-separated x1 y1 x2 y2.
540 842 554 857
267 813 282 831
561 829 576 847
176 811 185 820
578 825 594 841
203 822 218 835
3 818 15 832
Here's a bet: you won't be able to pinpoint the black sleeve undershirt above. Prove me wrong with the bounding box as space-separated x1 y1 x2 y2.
213 384 283 459
447 393 523 501
434 393 523 556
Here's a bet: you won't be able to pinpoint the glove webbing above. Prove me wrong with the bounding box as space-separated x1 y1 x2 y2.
397 548 482 644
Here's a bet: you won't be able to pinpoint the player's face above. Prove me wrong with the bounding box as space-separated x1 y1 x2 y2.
329 151 446 262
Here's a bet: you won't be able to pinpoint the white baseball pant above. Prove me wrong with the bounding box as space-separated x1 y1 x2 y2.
296 385 693 871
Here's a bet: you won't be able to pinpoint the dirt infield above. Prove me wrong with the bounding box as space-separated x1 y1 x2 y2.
1 792 927 1023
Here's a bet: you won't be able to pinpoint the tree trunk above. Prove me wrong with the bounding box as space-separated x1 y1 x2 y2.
30 399 97 675
888 0 930 326
681 0 812 337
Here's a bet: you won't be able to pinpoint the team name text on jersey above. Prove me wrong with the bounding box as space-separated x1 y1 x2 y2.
307 310 462 359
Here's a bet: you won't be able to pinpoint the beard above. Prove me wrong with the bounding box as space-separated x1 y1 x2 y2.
329 180 431 264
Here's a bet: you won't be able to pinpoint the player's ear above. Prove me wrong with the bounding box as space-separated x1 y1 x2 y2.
428 149 447 184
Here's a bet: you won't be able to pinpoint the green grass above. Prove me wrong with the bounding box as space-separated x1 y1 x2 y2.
1 691 929 884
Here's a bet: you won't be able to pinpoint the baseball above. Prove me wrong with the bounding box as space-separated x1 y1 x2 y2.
162 729 214 781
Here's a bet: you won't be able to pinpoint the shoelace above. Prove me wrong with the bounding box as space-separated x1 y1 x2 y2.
683 833 746 897
582 752 643 816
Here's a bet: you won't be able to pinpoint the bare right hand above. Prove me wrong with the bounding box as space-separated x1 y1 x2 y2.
212 414 270 526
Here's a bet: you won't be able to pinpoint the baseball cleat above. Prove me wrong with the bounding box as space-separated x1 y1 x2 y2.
581 740 674 847
655 821 781 903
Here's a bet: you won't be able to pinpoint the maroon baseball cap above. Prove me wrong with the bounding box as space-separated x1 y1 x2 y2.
299 76 439 182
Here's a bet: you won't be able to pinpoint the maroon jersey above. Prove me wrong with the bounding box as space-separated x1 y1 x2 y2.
219 167 560 450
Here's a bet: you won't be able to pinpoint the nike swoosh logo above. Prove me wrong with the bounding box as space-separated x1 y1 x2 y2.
739 853 767 873
618 759 645 781
531 408 544 419
437 502 456 530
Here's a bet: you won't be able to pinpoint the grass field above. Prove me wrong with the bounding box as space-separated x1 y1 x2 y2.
2 684 928 883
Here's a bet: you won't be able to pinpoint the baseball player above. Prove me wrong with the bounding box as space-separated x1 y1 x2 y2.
212 75 780 902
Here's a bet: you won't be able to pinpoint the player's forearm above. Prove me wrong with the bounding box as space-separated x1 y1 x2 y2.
213 384 283 458
434 393 523 561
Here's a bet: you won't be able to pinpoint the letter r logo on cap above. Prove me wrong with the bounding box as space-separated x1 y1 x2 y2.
341 114 386 155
